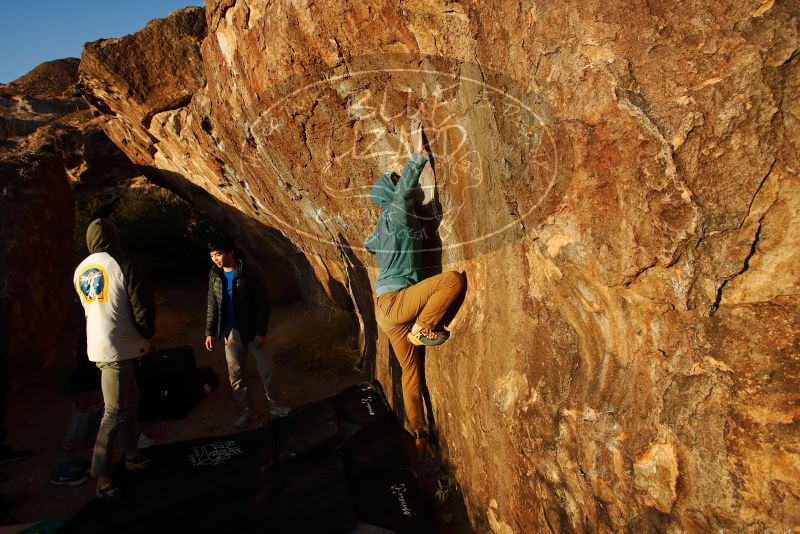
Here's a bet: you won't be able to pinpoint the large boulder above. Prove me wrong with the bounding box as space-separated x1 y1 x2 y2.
78 2 799 532
0 145 74 374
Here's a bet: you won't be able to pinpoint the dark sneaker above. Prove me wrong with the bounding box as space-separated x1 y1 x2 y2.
407 328 450 347
124 454 152 471
0 446 31 466
49 461 89 486
137 432 155 449
269 404 290 417
50 471 88 486
95 481 120 501
234 408 258 429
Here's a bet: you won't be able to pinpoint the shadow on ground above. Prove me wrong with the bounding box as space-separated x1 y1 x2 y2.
3 276 472 533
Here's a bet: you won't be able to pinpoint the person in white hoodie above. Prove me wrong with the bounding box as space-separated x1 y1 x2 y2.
73 218 156 500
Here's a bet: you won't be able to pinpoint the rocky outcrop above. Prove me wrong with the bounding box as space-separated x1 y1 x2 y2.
0 59 140 187
78 8 317 303
0 146 74 373
0 59 84 142
0 59 145 376
78 2 799 532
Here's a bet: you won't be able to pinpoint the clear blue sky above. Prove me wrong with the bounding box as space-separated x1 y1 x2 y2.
1 1 204 83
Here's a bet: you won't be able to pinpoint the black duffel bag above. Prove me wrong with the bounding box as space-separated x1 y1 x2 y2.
136 345 215 420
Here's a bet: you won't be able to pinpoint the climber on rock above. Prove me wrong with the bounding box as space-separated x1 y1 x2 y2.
365 117 465 450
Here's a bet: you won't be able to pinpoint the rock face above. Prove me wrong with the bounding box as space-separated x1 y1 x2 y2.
78 2 799 532
0 146 74 373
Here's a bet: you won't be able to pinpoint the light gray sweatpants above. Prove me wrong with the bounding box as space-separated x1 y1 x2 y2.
91 359 139 477
224 328 279 409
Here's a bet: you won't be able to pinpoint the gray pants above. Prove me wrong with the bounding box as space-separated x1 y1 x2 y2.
92 360 139 477
224 329 279 408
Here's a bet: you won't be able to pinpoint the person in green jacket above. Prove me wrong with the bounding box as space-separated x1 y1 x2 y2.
365 118 465 450
204 236 288 428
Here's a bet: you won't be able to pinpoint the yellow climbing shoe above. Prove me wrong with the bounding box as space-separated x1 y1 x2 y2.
407 328 450 347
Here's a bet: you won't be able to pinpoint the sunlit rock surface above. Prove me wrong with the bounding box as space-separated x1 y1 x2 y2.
78 2 799 531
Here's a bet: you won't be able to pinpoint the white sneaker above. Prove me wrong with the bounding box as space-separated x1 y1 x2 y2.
137 432 155 449
234 408 258 429
269 404 290 417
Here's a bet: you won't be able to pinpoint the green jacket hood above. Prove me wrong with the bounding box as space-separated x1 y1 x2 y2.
86 218 122 255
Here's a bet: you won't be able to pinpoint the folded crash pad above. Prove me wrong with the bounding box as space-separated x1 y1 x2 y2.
64 382 433 534
62 428 271 533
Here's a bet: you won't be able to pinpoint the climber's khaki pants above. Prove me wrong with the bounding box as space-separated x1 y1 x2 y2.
375 271 464 432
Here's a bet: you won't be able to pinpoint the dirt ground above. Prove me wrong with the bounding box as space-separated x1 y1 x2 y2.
2 278 472 533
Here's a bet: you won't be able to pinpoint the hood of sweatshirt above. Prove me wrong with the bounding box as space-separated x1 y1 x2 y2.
86 218 122 255
369 172 397 209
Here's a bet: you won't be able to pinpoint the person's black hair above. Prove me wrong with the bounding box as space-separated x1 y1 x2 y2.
208 234 235 253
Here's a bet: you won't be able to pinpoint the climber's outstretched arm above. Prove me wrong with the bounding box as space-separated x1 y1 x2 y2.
393 118 427 203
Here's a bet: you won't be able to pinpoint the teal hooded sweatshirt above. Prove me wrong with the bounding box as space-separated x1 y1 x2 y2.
365 154 428 296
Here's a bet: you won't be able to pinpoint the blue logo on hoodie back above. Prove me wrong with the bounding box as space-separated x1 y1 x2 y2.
79 266 107 303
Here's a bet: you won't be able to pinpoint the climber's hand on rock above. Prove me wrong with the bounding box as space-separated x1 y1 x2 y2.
205 336 214 351
411 117 424 154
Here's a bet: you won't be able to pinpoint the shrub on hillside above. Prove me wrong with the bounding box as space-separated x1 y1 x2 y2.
74 185 216 279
